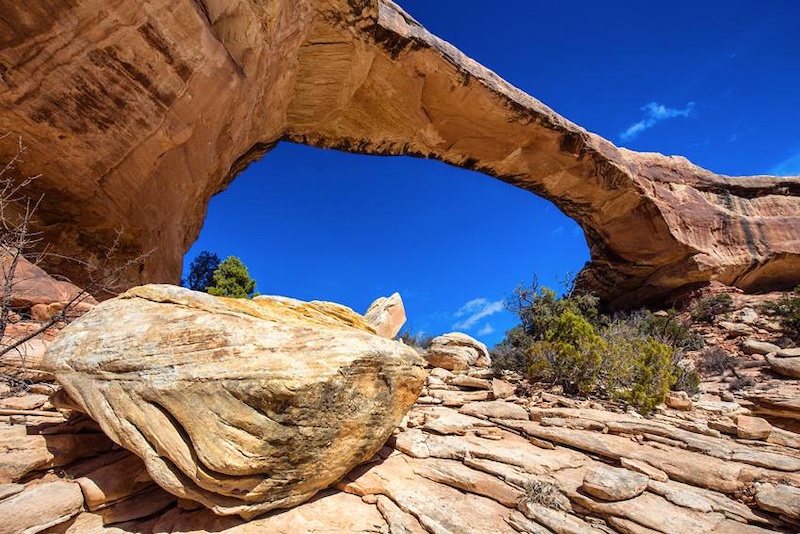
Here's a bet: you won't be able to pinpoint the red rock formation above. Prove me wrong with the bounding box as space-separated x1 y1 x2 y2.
0 0 798 306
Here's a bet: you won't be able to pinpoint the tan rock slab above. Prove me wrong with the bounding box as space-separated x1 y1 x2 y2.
0 480 85 534
743 340 781 355
755 484 800 520
375 494 426 534
735 415 773 440
492 378 517 399
777 347 800 358
581 465 648 502
0 394 49 411
620 458 669 483
765 355 800 379
414 458 523 507
460 400 530 421
448 375 492 390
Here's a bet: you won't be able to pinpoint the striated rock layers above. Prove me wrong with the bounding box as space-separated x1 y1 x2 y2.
1 1 799 306
42 285 427 518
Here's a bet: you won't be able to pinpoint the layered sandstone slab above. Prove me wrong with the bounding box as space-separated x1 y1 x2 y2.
1 1 798 305
43 285 427 518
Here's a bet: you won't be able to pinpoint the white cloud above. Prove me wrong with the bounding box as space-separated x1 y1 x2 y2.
477 323 495 336
771 152 800 176
620 102 695 142
453 298 504 330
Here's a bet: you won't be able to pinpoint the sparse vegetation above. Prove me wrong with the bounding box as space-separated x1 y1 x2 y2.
692 293 733 323
398 328 434 350
492 279 704 415
520 478 568 511
760 286 800 344
698 346 735 375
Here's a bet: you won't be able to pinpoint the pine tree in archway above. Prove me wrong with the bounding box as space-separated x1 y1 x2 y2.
207 256 257 298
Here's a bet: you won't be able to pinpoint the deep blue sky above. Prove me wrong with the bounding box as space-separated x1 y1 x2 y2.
184 1 800 346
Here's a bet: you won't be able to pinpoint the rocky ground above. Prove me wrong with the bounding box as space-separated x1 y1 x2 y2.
2 290 800 533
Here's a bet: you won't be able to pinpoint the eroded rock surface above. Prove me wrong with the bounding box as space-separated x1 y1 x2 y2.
1 1 798 305
43 285 427 518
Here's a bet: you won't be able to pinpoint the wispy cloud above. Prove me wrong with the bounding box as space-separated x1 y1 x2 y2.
477 323 495 336
771 152 800 176
453 298 504 330
620 102 695 142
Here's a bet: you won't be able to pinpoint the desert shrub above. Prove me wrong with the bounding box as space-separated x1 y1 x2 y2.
728 375 755 391
673 364 701 396
698 346 735 375
491 325 533 374
494 280 695 414
692 293 733 323
636 309 704 350
526 309 606 395
603 319 678 415
398 328 434 350
521 479 568 511
207 256 257 298
507 281 600 341
760 287 800 344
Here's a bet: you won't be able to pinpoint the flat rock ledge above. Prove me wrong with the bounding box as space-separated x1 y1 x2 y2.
4 355 800 533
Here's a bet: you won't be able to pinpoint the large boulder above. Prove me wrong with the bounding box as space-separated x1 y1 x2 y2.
43 285 427 519
364 292 406 339
425 332 491 371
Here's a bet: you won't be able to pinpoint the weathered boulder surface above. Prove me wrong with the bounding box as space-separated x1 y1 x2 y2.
43 285 427 519
1 1 798 306
425 332 491 371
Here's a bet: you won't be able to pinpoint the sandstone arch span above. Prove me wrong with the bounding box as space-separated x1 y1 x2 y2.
1 0 798 306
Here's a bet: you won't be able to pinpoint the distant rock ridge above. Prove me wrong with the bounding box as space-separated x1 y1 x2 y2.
1 0 798 306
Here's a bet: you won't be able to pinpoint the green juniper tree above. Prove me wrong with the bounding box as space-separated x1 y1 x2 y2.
207 256 257 298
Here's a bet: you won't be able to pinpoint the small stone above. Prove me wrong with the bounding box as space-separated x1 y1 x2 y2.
719 390 735 402
755 484 800 520
742 339 781 355
581 465 648 501
735 415 772 440
665 391 693 411
361 494 378 504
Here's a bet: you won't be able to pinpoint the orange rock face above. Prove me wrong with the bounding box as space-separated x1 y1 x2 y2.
1 1 798 305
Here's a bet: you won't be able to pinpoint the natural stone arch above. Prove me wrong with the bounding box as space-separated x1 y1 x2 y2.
0 0 798 306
